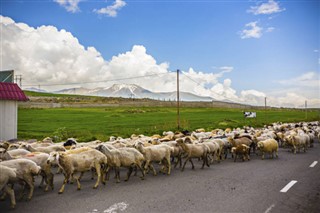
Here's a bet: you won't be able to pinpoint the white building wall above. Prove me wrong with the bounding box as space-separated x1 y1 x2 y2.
0 100 17 141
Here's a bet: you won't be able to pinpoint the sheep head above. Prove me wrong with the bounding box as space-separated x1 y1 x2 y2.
47 152 59 164
257 142 264 149
0 148 7 159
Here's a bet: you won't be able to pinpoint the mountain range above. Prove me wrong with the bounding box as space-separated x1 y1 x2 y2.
26 84 218 102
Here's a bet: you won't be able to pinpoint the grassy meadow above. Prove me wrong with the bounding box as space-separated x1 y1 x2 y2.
18 106 320 141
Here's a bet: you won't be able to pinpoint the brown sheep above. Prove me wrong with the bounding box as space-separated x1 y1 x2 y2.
231 144 250 162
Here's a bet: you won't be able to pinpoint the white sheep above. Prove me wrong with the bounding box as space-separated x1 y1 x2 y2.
19 152 54 191
135 142 173 176
257 139 279 160
0 165 16 208
0 159 41 201
47 148 108 194
22 144 66 154
0 148 31 161
96 145 145 183
176 138 210 171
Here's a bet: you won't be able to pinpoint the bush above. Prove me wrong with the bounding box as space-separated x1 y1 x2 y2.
52 127 73 142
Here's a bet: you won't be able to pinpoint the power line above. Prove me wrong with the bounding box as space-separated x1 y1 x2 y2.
180 71 233 102
23 72 168 87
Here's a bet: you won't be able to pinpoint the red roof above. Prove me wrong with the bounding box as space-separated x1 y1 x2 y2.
0 82 29 101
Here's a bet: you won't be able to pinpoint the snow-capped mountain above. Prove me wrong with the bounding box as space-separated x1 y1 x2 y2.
55 84 215 102
24 87 48 93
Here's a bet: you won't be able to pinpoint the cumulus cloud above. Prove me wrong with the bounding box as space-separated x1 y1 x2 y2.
54 0 82 13
1 15 319 108
248 0 285 15
94 0 126 17
240 21 263 39
277 72 319 88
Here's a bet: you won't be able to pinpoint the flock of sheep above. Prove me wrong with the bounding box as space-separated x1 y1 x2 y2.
0 121 319 209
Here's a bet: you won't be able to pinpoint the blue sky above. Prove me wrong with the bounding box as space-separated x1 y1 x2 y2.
0 0 319 107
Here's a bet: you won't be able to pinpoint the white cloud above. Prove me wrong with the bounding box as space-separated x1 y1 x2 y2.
1 15 319 108
94 0 126 17
54 0 82 13
240 21 263 39
266 27 275 32
277 72 319 88
248 0 285 15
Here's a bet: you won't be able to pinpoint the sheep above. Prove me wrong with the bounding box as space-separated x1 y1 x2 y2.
22 144 66 154
0 148 31 161
202 139 220 164
231 144 250 162
19 152 54 191
47 149 108 194
135 142 173 176
96 145 145 183
0 159 41 201
287 135 308 154
0 165 16 208
7 144 20 150
228 136 254 154
160 141 183 168
209 138 226 161
257 139 278 160
176 138 210 171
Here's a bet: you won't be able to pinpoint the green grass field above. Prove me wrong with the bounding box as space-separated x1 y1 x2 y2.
18 106 320 141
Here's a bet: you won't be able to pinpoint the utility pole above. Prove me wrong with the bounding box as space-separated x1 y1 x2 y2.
305 100 307 119
15 75 22 87
177 69 180 130
265 97 267 124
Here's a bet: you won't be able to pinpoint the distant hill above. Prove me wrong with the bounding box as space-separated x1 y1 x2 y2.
54 83 215 102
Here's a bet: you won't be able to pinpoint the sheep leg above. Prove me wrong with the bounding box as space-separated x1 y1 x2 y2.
93 162 101 189
201 156 206 169
4 185 15 209
189 159 195 169
234 154 237 162
205 154 210 167
216 150 221 163
115 167 121 183
149 164 157 176
105 166 111 181
166 157 171 175
133 166 138 176
261 152 265 160
181 157 190 172
78 172 85 181
125 167 133 181
91 169 95 180
56 167 62 174
38 173 45 189
136 163 145 180
47 171 54 191
58 173 70 194
143 161 150 175
173 154 181 168
76 177 81 190
24 175 34 201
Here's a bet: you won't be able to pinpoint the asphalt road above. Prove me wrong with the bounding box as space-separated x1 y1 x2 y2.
1 141 319 213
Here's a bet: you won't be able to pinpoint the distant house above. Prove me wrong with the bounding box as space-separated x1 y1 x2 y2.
0 82 28 141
